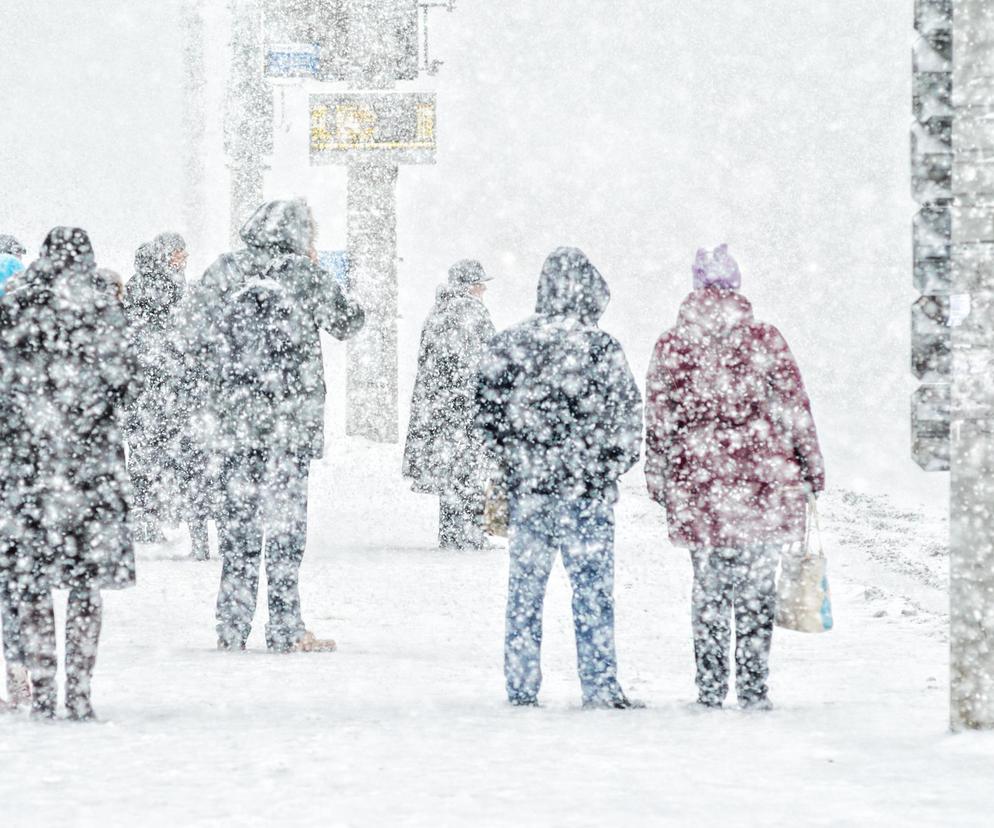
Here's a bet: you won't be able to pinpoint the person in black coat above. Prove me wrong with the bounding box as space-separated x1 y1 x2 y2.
403 259 496 549
0 227 139 719
475 247 643 709
183 199 365 653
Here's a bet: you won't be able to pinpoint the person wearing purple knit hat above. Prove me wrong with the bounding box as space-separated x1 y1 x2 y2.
644 244 825 711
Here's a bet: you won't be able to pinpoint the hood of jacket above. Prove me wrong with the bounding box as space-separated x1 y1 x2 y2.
127 241 184 316
535 247 609 325
676 287 754 336
239 199 313 257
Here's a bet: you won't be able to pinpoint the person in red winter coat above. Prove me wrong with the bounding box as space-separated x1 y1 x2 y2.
645 245 824 710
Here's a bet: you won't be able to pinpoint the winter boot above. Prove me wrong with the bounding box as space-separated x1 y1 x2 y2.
6 662 31 709
30 679 56 719
64 589 101 722
582 693 646 710
739 696 774 712
289 630 337 653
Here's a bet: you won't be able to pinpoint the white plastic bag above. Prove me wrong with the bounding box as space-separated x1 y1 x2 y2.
776 497 834 633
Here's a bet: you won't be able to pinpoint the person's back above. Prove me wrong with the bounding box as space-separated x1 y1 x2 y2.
204 199 364 654
475 247 642 710
0 227 138 719
476 248 641 502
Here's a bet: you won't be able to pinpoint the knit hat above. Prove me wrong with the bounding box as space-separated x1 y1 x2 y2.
692 244 741 291
0 253 24 293
0 234 25 258
448 259 491 287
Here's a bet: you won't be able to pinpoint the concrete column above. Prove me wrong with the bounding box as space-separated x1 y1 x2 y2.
346 161 400 443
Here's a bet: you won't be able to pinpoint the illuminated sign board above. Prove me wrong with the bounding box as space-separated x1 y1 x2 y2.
310 93 436 165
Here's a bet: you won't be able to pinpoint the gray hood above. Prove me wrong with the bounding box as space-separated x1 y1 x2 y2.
535 247 610 325
239 199 313 256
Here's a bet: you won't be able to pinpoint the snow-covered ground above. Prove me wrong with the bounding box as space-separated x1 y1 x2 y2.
2 442 989 827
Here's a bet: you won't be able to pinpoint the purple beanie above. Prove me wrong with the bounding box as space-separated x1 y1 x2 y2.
692 244 741 290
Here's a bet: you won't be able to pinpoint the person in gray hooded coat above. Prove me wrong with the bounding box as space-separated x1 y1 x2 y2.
181 199 365 652
475 247 643 709
403 259 496 549
123 234 188 546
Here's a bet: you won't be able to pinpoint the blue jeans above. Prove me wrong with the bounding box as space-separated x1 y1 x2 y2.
505 495 623 704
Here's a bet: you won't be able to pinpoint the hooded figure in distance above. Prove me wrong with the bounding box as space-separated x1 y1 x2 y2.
403 259 496 549
123 233 189 546
475 247 642 709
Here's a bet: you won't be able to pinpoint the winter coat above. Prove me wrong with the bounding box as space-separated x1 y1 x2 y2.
644 288 825 549
475 248 642 502
0 228 139 589
178 200 365 461
403 284 496 494
123 244 185 460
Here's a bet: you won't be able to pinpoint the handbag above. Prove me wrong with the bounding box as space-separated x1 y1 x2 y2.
775 496 834 633
483 480 509 538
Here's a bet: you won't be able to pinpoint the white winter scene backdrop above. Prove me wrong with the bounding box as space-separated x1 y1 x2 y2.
4 1 981 827
0 0 938 510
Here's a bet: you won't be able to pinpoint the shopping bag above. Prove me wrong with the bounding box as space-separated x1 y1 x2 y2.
775 497 834 633
483 480 509 538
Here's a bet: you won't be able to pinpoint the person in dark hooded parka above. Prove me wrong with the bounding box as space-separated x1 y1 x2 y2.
0 227 138 719
123 233 189 546
182 199 365 653
475 247 643 709
403 259 496 549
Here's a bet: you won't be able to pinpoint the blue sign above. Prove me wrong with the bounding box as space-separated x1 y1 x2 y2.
318 250 350 291
265 43 320 79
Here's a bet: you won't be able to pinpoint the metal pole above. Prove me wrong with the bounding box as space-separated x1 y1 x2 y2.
950 0 994 731
226 0 272 245
346 161 400 442
181 0 207 256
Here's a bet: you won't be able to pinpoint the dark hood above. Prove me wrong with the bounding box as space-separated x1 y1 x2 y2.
535 247 609 325
127 240 184 316
38 226 96 275
239 199 313 256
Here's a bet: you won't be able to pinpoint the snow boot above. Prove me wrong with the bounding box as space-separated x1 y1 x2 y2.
289 630 337 653
582 693 646 711
6 663 31 709
739 696 774 712
508 696 539 708
30 679 56 719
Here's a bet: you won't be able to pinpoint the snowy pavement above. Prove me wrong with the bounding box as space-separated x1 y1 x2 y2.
2 444 992 827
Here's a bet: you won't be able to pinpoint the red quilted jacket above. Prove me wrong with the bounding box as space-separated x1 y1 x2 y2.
645 288 825 548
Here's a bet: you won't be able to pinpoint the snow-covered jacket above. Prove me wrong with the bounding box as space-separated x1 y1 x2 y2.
0 227 139 589
178 200 365 460
475 248 642 502
403 284 496 493
645 288 825 548
123 242 185 453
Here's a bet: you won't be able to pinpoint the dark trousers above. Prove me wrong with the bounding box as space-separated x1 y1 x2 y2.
439 487 485 549
1 575 22 667
216 450 309 651
690 545 779 705
19 585 102 716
